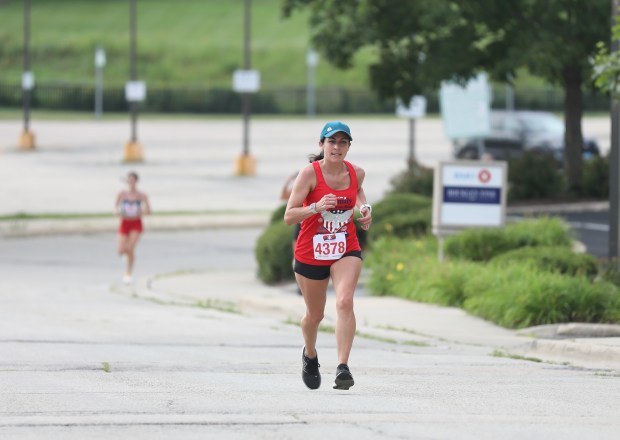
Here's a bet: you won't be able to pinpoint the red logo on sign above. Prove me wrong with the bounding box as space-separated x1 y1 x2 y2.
478 169 491 184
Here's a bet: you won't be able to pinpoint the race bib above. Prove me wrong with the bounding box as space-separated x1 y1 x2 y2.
313 232 347 260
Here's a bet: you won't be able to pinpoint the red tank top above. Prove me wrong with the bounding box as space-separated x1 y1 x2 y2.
295 160 360 265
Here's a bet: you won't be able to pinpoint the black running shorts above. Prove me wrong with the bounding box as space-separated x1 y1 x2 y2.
294 251 363 280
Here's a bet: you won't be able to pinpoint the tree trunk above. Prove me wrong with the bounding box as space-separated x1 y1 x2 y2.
563 66 584 193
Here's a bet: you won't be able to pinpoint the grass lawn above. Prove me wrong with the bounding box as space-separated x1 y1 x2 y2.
0 0 376 88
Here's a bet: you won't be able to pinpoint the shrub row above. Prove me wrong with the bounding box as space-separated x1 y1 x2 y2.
443 217 573 262
366 233 620 329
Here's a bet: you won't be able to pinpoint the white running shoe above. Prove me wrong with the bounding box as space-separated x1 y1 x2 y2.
122 274 133 284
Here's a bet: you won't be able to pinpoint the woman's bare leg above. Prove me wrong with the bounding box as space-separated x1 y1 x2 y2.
295 273 329 358
124 231 141 276
330 256 362 365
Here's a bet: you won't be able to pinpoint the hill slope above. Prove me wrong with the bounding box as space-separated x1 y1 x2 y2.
0 0 375 89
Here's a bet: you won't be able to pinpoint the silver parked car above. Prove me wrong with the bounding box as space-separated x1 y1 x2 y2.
455 110 600 165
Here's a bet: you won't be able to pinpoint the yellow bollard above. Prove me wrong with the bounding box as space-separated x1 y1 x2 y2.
19 130 35 150
235 154 256 176
123 140 144 162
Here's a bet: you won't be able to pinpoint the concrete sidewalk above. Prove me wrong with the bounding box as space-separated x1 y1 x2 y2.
112 268 620 372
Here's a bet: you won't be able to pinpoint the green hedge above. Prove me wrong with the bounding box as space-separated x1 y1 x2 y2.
462 262 620 328
490 246 599 279
366 235 620 329
444 217 573 262
369 208 432 244
270 203 287 225
366 236 472 307
581 155 610 199
508 151 564 201
366 192 432 245
388 164 434 197
371 193 432 224
255 221 295 284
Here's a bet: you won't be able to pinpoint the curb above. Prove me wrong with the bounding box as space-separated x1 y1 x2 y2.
512 338 620 370
506 201 609 215
0 213 270 237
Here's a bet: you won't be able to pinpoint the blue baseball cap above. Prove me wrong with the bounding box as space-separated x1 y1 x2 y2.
320 121 352 141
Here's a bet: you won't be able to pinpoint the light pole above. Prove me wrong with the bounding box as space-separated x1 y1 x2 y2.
396 96 427 169
505 74 515 111
19 0 35 150
94 46 106 119
610 0 620 265
242 0 250 157
306 48 318 117
234 0 257 176
123 0 144 162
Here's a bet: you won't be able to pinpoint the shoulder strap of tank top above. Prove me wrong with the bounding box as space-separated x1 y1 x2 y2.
312 161 326 186
344 161 358 190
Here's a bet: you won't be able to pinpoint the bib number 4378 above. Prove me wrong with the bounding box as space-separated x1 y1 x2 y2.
313 232 346 260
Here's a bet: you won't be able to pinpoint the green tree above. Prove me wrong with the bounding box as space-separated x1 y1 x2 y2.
592 11 620 97
283 0 610 191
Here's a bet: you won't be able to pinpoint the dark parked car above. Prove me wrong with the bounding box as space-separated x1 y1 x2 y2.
455 110 600 165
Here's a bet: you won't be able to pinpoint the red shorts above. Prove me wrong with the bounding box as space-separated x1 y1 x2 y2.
119 218 143 235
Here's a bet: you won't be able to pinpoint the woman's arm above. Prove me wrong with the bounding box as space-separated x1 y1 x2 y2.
353 165 372 230
284 166 315 225
284 165 337 225
141 193 151 215
114 192 123 216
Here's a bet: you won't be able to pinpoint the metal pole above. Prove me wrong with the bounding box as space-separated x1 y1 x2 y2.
506 84 514 111
95 65 102 118
306 50 316 117
506 74 514 111
242 0 251 156
23 0 30 133
129 0 137 142
95 48 103 119
407 118 415 169
610 0 620 264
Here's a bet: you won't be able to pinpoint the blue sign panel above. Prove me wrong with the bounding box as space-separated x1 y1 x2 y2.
443 186 501 204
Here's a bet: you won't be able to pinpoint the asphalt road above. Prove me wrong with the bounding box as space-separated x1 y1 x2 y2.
560 210 610 259
1 229 620 439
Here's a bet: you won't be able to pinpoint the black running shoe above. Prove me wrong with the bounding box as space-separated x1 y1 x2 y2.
302 347 321 390
333 363 354 390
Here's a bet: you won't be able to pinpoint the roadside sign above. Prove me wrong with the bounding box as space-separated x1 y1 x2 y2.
439 73 491 139
432 160 507 235
95 48 106 68
233 69 260 93
21 71 35 90
396 95 427 119
125 81 146 102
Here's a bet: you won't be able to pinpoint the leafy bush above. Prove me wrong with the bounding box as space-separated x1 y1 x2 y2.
389 164 434 196
366 237 620 328
581 154 609 199
462 262 620 328
270 203 287 225
597 258 620 287
490 246 599 279
372 193 432 223
255 221 295 284
365 193 432 245
368 208 431 244
508 151 564 201
444 217 573 262
366 235 474 307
